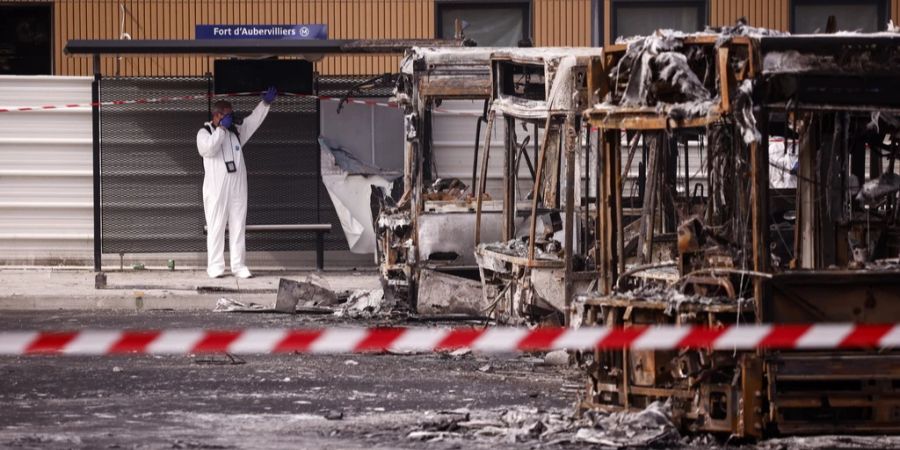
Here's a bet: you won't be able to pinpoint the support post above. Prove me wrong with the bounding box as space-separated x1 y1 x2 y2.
470 99 489 195
751 110 771 319
613 132 623 277
503 116 516 241
583 126 591 256
316 232 324 271
595 128 606 293
474 111 495 245
638 132 661 264
563 114 577 325
527 116 554 261
314 73 324 271
92 54 102 273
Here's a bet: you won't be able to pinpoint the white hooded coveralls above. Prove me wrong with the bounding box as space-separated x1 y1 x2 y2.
196 101 270 277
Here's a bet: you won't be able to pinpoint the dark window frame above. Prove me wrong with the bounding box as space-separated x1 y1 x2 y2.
610 0 707 43
790 0 888 33
435 0 532 45
0 2 54 75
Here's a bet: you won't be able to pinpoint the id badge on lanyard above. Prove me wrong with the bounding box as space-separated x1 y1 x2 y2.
224 136 240 173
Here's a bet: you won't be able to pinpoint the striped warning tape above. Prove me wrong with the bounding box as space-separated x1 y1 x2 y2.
0 90 482 117
1 324 898 356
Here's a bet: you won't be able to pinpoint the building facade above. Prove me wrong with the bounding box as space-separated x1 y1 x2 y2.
2 0 897 77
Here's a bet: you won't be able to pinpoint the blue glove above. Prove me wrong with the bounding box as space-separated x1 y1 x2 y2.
219 113 233 129
262 86 277 104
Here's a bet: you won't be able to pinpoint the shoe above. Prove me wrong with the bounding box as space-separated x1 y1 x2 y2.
234 268 253 279
208 270 225 279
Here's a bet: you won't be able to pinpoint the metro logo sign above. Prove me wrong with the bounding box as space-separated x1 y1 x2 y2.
196 24 327 40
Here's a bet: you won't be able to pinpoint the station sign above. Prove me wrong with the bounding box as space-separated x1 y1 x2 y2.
196 24 328 40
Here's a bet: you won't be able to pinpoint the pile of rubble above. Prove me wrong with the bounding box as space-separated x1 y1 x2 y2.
406 401 681 447
214 274 402 319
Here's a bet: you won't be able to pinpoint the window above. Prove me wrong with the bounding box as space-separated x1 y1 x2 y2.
612 1 706 41
792 0 886 33
0 4 52 75
436 1 531 47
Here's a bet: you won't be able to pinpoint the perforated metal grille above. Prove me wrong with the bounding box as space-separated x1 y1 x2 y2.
99 76 344 254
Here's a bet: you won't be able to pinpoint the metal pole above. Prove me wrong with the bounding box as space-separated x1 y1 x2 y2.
316 232 324 271
503 117 516 241
471 118 483 196
206 72 212 120
92 54 102 272
583 125 590 256
527 116 553 262
314 73 324 270
471 100 488 196
751 109 771 319
563 114 577 326
474 111 495 245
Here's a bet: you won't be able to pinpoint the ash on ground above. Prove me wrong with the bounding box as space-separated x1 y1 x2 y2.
406 401 680 447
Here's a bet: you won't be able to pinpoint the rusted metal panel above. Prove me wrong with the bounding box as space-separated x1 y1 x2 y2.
768 353 900 435
766 272 900 323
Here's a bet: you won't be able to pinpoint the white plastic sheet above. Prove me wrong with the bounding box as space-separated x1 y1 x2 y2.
319 138 398 254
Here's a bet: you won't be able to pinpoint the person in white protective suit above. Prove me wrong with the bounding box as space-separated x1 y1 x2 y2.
196 87 277 278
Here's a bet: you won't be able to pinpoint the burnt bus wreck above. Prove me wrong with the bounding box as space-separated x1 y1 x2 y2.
473 48 602 325
575 30 900 437
375 47 498 313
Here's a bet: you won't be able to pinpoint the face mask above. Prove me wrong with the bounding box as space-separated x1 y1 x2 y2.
224 113 243 134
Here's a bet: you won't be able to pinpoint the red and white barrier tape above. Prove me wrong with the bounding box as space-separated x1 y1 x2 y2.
0 91 481 117
1 324 898 356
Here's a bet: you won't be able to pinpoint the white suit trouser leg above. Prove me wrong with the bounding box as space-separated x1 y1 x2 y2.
203 175 248 276
227 188 248 273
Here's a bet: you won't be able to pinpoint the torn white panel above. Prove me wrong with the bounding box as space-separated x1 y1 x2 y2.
320 138 400 254
418 208 535 265
418 212 503 265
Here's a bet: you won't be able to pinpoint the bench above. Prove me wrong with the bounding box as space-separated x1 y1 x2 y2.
204 223 332 270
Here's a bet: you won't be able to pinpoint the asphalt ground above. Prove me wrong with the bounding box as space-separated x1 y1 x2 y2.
2 310 899 449
0 310 583 450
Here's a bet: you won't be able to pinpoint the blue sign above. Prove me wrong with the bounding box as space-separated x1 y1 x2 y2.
196 24 327 40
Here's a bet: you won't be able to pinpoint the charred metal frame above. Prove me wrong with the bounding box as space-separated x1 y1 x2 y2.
754 34 900 436
375 48 495 310
579 34 764 436
576 32 900 437
473 49 601 324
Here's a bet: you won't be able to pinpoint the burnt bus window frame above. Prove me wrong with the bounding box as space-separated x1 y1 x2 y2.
790 0 888 33
0 2 54 75
611 0 707 43
435 0 532 46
